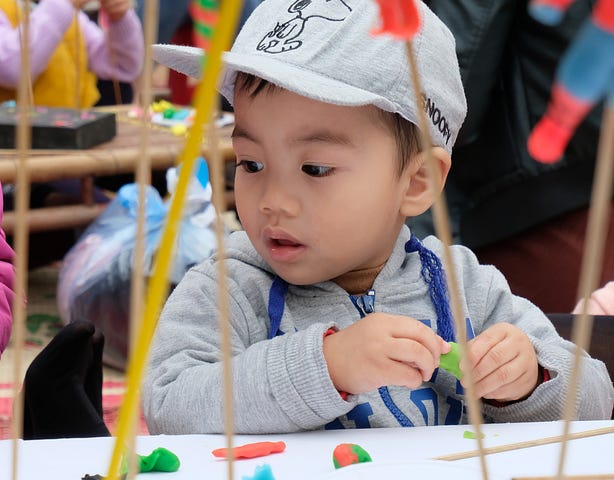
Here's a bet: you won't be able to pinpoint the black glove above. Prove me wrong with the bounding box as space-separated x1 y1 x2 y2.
21 320 110 439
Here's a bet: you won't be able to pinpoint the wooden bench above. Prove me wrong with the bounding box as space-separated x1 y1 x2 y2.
0 110 235 233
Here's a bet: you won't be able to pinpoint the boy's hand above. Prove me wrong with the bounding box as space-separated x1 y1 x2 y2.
463 323 539 402
99 0 131 21
323 313 450 395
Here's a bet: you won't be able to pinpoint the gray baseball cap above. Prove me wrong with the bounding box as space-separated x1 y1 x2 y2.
153 0 467 153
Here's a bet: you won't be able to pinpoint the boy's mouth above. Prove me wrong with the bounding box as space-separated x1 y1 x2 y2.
273 238 300 247
264 229 306 262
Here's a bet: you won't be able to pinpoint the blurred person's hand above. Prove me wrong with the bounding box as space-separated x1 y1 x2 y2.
99 0 130 21
71 0 92 9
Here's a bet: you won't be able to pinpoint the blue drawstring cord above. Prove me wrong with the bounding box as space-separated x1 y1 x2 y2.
268 276 289 339
267 235 456 343
405 235 455 342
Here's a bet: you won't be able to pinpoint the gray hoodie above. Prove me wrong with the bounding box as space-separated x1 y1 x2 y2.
142 226 614 434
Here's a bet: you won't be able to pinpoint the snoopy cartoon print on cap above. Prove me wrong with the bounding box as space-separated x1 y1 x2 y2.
257 0 352 53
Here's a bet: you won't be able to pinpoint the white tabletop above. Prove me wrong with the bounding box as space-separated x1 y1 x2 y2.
2 420 613 479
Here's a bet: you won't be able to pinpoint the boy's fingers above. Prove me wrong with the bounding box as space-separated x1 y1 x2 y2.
470 340 517 384
465 325 508 369
473 355 522 398
389 317 445 365
388 338 438 382
481 368 535 401
384 359 426 389
439 337 452 353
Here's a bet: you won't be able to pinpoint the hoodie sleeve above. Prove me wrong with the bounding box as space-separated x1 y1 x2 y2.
142 263 353 435
0 183 15 357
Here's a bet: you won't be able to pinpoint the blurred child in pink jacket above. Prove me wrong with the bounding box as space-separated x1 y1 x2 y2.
574 282 614 316
0 0 143 108
0 181 15 358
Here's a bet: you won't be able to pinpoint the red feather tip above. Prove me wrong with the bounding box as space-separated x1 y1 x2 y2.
372 0 421 40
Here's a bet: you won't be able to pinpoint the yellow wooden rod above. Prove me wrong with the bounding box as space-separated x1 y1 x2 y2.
104 0 243 478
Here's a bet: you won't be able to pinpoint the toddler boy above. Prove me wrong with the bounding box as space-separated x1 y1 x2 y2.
143 0 614 434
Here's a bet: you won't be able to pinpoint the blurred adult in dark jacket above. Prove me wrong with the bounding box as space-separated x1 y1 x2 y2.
412 0 613 312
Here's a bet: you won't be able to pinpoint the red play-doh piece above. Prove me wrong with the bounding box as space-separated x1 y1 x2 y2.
333 443 359 468
211 441 286 459
372 0 421 40
332 443 372 469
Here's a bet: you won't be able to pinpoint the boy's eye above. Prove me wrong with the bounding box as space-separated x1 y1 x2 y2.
301 164 334 177
236 160 263 173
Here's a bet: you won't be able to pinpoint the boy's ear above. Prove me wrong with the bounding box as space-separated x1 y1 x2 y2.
399 147 451 217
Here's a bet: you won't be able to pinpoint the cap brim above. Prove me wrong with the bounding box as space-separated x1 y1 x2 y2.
152 44 204 79
221 51 399 113
152 44 403 121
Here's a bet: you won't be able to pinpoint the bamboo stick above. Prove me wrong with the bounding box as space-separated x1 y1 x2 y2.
10 1 31 480
434 425 614 461
123 0 159 478
0 140 234 182
514 475 614 480
405 37 489 480
74 10 81 111
1 204 105 233
209 104 236 479
555 107 614 479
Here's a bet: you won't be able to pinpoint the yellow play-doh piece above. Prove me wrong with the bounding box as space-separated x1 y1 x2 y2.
152 99 173 113
170 124 188 136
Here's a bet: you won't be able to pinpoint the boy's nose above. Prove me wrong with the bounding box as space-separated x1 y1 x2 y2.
259 180 300 217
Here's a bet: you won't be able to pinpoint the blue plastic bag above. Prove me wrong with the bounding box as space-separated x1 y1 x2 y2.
57 158 221 369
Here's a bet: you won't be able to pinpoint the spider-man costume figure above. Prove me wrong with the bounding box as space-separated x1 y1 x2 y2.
528 0 614 163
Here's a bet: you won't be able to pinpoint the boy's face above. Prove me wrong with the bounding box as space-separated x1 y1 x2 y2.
232 86 410 285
